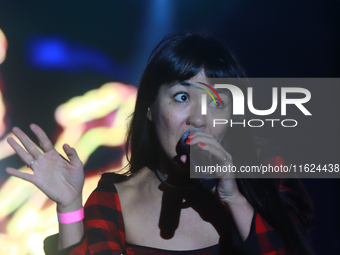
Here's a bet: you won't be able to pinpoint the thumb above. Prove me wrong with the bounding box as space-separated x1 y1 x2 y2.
63 144 82 166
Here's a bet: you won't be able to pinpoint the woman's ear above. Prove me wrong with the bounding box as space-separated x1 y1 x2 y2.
147 107 153 121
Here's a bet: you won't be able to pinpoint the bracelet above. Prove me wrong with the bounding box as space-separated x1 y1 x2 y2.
57 207 84 224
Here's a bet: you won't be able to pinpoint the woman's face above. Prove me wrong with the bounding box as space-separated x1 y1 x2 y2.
149 69 232 163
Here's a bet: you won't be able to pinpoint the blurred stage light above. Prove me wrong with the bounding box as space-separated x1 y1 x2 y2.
0 29 7 138
29 38 68 68
26 36 131 79
0 29 7 64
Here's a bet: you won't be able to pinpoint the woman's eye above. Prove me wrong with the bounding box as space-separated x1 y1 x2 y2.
209 99 222 108
174 93 189 102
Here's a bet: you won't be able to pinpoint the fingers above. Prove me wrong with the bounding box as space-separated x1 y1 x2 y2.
7 137 35 165
187 134 235 181
187 132 219 146
186 132 228 161
30 124 54 152
12 127 43 159
63 144 82 167
5 167 35 183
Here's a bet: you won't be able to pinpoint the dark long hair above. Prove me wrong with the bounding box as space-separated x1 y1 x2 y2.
125 33 314 254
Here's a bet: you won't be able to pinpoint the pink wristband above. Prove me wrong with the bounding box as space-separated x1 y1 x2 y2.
57 207 84 224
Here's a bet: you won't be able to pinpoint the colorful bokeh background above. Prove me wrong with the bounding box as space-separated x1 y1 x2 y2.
0 1 339 254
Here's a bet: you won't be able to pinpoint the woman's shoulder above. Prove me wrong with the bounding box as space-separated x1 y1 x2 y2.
99 172 130 186
92 171 134 206
97 168 150 192
84 174 122 209
110 167 155 188
98 167 155 204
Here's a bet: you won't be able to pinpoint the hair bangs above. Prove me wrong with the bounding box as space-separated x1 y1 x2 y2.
152 34 245 87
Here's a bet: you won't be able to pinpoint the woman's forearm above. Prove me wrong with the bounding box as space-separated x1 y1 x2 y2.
57 198 84 250
222 193 254 241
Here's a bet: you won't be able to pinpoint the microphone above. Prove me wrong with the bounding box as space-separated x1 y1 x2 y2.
179 129 217 190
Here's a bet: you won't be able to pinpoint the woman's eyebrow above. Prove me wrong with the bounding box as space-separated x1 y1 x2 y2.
168 81 191 88
168 81 228 96
180 81 191 86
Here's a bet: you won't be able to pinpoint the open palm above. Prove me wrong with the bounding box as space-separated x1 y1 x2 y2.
5 124 84 209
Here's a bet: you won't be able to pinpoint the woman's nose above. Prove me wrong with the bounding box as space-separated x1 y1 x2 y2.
186 101 207 129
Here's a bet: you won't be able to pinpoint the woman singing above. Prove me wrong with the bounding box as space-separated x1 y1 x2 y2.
6 33 314 254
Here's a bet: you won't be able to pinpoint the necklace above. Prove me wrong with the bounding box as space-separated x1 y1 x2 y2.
155 169 194 190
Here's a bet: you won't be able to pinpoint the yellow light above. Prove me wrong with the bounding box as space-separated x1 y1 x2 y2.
26 233 45 255
55 82 135 127
0 29 7 136
0 234 26 255
0 170 36 219
9 208 40 234
0 92 5 137
0 29 7 64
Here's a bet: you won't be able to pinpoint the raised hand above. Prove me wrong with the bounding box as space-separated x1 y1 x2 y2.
5 124 84 211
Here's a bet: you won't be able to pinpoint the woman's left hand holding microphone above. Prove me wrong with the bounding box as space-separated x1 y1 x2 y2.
185 132 254 240
184 131 240 202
